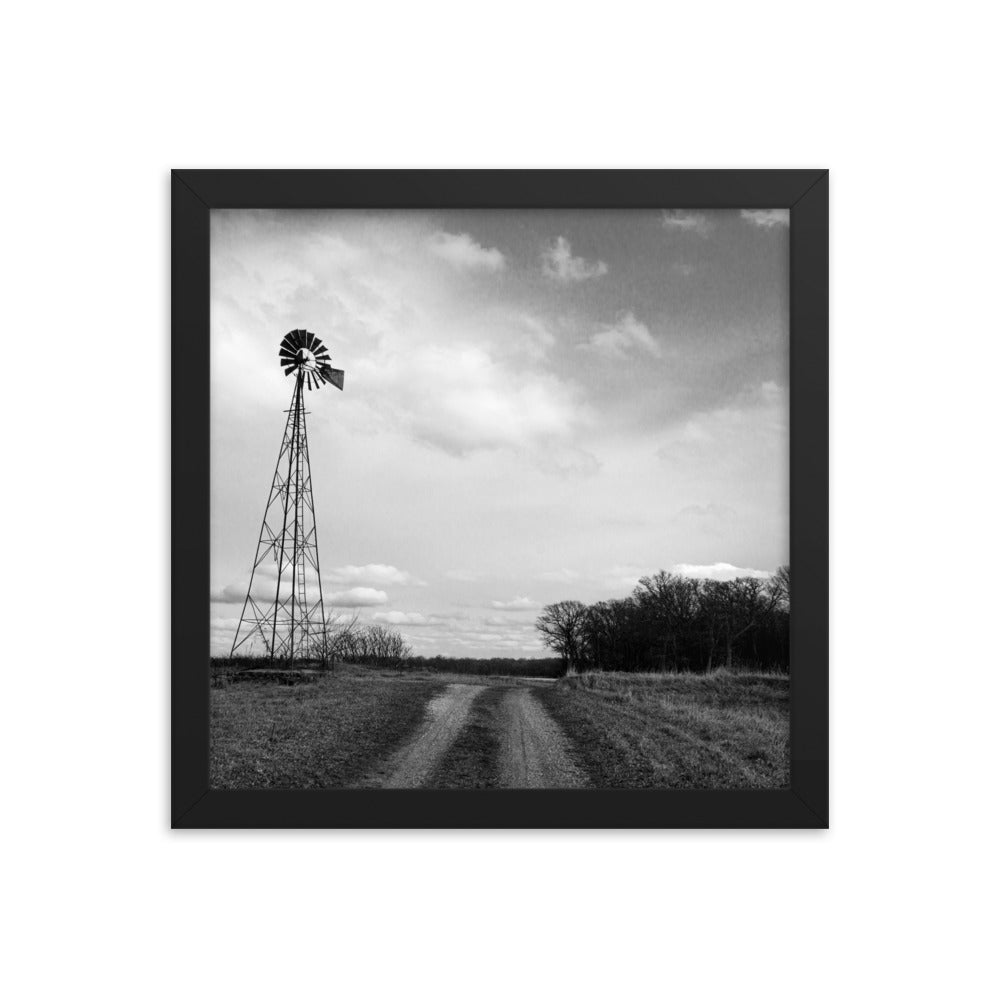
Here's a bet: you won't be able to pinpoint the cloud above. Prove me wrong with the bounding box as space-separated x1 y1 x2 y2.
511 314 557 362
670 562 771 581
740 209 789 229
489 596 541 610
427 231 505 272
211 583 249 604
328 587 388 607
360 343 589 458
482 616 541 630
213 562 411 606
661 210 712 236
541 236 608 282
580 312 661 360
211 567 292 604
372 611 437 626
327 564 425 587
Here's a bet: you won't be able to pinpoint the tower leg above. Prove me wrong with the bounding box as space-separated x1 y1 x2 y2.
229 374 328 664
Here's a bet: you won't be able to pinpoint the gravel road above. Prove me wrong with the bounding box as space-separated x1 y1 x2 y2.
366 680 583 789
498 687 584 788
376 683 482 788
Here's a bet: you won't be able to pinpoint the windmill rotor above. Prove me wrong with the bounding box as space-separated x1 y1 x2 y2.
279 329 345 391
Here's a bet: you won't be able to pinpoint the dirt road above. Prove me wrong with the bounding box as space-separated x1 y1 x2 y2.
364 680 583 789
498 688 584 788
375 683 482 788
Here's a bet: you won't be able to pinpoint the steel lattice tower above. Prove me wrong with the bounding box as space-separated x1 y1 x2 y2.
230 329 344 662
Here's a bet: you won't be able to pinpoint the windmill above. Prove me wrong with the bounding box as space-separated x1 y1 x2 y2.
230 329 345 663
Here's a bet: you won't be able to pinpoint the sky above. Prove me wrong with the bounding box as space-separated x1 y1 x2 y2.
210 208 789 657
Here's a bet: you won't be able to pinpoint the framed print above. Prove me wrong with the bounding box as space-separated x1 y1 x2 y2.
172 169 828 829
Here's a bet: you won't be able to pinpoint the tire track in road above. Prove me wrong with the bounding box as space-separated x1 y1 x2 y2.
372 683 482 789
499 688 584 788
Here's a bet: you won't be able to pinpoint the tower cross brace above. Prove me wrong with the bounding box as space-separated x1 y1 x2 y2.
230 371 329 662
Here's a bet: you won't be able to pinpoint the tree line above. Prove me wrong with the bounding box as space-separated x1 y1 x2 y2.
535 566 789 675
313 615 412 667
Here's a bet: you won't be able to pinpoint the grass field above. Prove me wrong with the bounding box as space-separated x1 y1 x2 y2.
538 670 790 788
210 667 446 788
210 664 789 790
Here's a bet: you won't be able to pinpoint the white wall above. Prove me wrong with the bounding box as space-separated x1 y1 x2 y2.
4 3 996 997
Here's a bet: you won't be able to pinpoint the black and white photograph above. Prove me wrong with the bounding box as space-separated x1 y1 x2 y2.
209 206 792 791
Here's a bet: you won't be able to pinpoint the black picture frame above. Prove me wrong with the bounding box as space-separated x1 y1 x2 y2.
172 169 828 829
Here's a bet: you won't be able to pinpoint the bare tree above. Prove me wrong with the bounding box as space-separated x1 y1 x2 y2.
535 601 588 674
341 623 412 668
305 611 362 665
634 572 702 671
702 578 779 670
770 564 790 611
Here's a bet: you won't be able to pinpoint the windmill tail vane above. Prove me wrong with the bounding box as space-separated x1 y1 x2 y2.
230 330 344 663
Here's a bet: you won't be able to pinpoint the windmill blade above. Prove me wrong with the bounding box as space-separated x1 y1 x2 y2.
277 330 342 389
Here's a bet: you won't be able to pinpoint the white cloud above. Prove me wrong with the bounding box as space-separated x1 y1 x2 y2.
211 568 292 604
740 209 789 229
580 312 661 360
670 562 772 581
359 343 589 457
541 236 608 282
489 596 541 610
427 231 505 272
661 210 712 236
328 587 388 607
210 583 248 604
483 616 540 629
511 314 557 362
372 611 437 626
327 564 425 587
215 561 410 606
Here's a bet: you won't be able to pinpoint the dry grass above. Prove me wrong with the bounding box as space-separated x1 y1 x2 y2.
538 670 790 789
210 670 445 789
426 686 507 789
